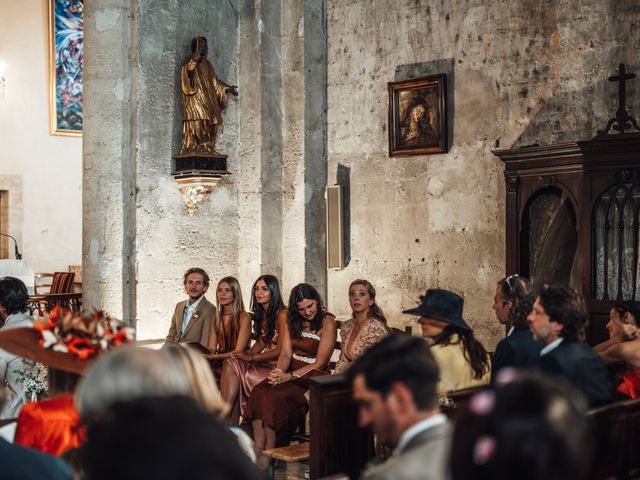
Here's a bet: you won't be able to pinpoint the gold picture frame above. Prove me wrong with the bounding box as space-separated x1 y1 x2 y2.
388 74 448 156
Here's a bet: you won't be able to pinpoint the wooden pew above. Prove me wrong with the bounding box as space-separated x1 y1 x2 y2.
441 385 487 420
587 397 640 480
308 374 374 480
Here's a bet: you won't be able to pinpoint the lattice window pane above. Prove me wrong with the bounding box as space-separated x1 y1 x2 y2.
593 183 640 300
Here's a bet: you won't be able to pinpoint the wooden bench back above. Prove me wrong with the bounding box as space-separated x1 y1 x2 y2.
588 397 640 479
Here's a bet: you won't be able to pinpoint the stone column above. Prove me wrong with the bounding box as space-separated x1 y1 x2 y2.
84 0 327 337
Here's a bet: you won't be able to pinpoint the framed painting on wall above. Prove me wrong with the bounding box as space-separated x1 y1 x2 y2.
388 74 447 156
49 0 84 136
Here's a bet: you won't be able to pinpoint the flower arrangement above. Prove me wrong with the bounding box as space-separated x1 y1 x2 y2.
34 307 135 360
15 359 48 402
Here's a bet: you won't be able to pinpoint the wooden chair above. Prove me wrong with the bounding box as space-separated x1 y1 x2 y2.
33 273 54 295
49 272 75 294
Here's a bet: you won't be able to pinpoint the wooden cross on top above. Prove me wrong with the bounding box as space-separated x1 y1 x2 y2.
598 63 640 136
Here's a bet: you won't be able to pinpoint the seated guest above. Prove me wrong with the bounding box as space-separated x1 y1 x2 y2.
593 301 640 398
220 274 287 424
84 396 260 480
491 275 541 382
77 346 255 464
76 347 192 420
162 345 255 461
404 289 491 391
0 382 72 479
244 283 336 469
0 277 33 419
334 279 389 374
164 267 216 348
205 276 252 377
347 334 452 480
0 308 134 455
450 373 591 480
527 285 612 406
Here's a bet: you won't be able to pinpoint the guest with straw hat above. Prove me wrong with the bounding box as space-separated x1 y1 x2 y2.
0 307 133 455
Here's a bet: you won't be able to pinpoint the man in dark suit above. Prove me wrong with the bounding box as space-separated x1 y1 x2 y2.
164 267 216 348
528 285 612 406
347 334 451 480
491 275 542 382
0 436 72 479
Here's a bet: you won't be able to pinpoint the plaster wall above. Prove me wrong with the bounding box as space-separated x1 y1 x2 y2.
325 0 640 349
0 0 82 274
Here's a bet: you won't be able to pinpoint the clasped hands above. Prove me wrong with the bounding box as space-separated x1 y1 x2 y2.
268 368 290 386
230 351 253 362
623 324 639 341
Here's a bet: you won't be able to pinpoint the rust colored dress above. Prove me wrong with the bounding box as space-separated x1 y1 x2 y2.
223 329 279 417
244 332 328 447
14 394 84 456
210 314 243 379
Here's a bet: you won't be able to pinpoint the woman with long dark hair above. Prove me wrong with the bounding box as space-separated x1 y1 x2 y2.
244 283 336 469
334 279 389 373
404 288 491 391
594 300 640 398
220 275 287 425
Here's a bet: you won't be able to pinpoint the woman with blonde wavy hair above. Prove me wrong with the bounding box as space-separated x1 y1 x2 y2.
162 345 256 461
162 345 228 418
208 276 252 361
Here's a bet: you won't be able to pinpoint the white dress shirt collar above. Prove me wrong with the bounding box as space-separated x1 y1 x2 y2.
540 337 563 356
507 326 515 337
182 295 205 334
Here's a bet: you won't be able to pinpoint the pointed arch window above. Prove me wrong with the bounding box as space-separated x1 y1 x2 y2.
593 182 640 300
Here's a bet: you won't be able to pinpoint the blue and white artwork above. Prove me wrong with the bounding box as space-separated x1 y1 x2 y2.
52 0 83 134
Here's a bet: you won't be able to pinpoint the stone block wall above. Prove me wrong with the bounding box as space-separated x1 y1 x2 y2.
325 0 640 349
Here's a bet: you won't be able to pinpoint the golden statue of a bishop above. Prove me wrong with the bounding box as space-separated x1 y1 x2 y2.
178 36 237 156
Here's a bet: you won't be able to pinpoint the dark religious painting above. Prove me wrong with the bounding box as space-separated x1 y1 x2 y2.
388 75 447 156
49 0 83 136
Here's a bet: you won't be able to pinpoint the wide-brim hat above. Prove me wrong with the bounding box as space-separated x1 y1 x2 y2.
0 309 134 375
0 327 87 375
402 288 472 332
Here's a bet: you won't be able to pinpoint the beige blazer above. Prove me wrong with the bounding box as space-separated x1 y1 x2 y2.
164 296 216 348
362 421 452 480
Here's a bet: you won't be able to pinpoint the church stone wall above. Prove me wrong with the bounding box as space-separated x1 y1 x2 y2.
325 0 640 349
84 0 327 338
84 0 241 334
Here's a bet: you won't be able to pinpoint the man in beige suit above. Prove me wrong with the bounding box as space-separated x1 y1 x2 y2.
347 334 452 480
165 268 216 349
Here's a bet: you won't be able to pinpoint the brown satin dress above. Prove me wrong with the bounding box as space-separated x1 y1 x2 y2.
223 329 279 417
244 332 328 447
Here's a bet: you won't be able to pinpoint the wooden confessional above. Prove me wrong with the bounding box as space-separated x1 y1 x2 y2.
493 64 640 345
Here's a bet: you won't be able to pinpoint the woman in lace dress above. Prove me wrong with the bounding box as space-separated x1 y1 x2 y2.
244 283 336 469
219 275 287 425
334 279 389 374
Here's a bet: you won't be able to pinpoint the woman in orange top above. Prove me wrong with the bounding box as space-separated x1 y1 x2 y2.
0 308 133 455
